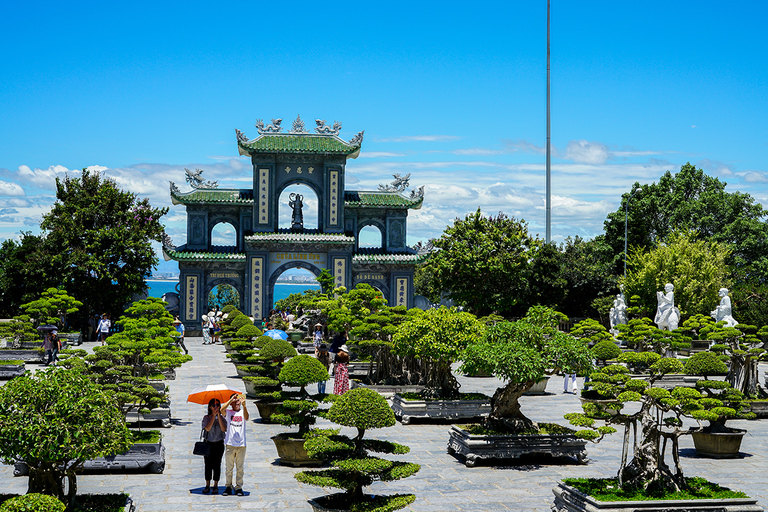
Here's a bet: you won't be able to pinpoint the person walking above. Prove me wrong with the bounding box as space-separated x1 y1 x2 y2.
316 344 331 394
221 393 249 496
97 313 110 344
313 323 324 355
173 318 188 354
333 345 350 395
201 398 227 495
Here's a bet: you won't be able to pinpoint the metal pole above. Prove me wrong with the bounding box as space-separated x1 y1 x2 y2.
624 188 639 278
545 0 551 243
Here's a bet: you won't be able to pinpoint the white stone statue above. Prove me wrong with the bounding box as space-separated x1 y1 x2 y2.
654 283 680 331
609 293 628 332
710 287 738 327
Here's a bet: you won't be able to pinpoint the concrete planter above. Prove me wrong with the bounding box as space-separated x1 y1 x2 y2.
356 384 425 398
255 401 283 423
0 349 44 363
390 393 490 425
551 481 761 512
244 379 281 397
288 331 304 342
271 434 322 467
0 363 25 379
523 377 551 395
124 404 172 428
632 373 700 389
14 439 165 476
747 401 768 418
147 380 166 393
691 428 746 458
308 494 398 512
447 425 587 467
297 341 316 354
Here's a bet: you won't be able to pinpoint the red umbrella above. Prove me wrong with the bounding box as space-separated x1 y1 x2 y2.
187 384 243 405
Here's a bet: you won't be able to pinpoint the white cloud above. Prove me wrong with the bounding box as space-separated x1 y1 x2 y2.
743 171 768 183
16 164 75 189
0 180 25 197
564 140 610 165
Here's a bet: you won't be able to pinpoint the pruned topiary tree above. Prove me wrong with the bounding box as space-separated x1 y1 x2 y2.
235 324 263 340
295 388 420 511
259 338 297 361
272 355 330 436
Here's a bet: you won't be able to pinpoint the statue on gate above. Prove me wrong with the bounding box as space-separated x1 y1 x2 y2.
289 193 304 230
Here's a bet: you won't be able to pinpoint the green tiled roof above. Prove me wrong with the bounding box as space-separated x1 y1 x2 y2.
246 232 355 244
163 246 246 262
344 191 423 210
171 189 254 206
352 251 426 264
238 134 360 157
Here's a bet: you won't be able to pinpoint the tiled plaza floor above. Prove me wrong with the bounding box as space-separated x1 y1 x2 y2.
2 338 767 511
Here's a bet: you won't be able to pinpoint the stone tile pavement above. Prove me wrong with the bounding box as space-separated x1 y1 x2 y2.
2 339 767 511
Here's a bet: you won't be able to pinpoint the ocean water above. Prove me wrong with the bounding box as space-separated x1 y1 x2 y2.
146 280 320 306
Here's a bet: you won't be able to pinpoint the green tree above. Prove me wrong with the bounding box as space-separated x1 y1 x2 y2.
0 368 132 508
416 209 542 316
604 163 768 283
208 284 239 310
20 288 82 329
621 230 731 319
0 233 60 317
558 236 618 318
393 307 484 398
39 169 167 319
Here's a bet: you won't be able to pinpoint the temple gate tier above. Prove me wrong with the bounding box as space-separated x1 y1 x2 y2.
161 116 425 325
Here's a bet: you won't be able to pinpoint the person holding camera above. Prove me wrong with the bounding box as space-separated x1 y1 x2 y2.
220 393 249 496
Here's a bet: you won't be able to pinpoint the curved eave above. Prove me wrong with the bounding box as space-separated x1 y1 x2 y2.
351 253 427 265
162 248 247 262
237 133 361 158
245 233 356 244
170 189 254 206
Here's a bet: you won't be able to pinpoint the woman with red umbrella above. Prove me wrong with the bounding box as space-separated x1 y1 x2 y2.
201 398 227 494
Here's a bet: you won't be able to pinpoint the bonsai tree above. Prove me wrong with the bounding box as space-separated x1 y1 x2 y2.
272 355 330 436
592 340 622 365
235 324 263 340
259 337 297 362
564 356 747 493
459 306 593 432
19 287 82 330
0 368 132 509
706 324 766 396
617 318 691 355
683 351 754 432
295 388 420 511
393 306 485 398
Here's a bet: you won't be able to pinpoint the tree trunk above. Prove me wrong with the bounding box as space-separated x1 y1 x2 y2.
28 463 66 502
485 382 536 433
727 355 758 396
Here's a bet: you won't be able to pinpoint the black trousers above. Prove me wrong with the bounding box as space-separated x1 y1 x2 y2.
204 440 225 481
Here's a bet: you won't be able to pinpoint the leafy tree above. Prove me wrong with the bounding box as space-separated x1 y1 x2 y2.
416 209 542 316
604 163 768 283
0 368 132 508
393 307 484 398
558 236 618 318
621 230 731 318
315 268 335 295
459 307 593 432
20 288 82 329
208 284 239 310
39 169 167 319
0 233 57 317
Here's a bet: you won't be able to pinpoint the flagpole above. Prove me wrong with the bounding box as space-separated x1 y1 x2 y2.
545 0 552 243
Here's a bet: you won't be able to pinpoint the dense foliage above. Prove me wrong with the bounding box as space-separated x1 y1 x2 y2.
0 494 65 512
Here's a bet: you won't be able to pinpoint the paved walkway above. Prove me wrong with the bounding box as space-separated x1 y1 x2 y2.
2 339 767 511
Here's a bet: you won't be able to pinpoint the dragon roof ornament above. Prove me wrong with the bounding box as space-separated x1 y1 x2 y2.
255 118 283 134
235 129 249 143
169 181 180 194
185 168 219 190
349 130 364 146
161 231 176 251
315 119 342 135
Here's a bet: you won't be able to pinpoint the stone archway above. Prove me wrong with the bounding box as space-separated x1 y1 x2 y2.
266 261 323 312
276 179 324 231
203 277 245 315
357 219 386 249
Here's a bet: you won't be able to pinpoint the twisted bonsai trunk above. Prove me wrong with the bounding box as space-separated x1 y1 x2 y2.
485 381 536 433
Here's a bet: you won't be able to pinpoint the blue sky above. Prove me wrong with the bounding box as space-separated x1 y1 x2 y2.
1 1 766 274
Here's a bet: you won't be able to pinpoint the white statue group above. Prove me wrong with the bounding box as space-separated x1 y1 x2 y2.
608 284 737 333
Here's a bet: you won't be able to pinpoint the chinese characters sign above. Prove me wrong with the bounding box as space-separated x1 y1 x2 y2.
329 169 339 226
396 277 408 307
333 257 346 289
258 168 269 225
185 275 198 321
251 257 264 317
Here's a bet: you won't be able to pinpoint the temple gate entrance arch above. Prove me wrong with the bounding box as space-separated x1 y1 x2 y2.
267 261 322 313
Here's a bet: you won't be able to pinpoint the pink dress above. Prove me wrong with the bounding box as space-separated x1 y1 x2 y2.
333 362 349 395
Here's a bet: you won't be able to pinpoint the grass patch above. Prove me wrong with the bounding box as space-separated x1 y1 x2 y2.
0 360 24 365
399 392 489 402
460 422 576 436
0 493 130 512
563 477 749 501
131 429 161 444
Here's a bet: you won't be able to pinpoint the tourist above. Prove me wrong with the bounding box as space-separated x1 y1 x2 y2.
316 344 331 394
313 323 324 355
43 330 60 366
221 393 249 496
201 398 227 495
261 317 268 329
563 372 577 394
173 318 188 354
333 345 350 395
97 313 111 344
206 314 216 343
202 316 212 345
329 332 346 361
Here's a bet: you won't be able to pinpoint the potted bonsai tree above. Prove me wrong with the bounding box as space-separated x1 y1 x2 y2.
295 388 420 512
247 338 298 420
449 306 594 466
390 306 489 424
270 354 330 466
683 351 754 458
555 356 761 512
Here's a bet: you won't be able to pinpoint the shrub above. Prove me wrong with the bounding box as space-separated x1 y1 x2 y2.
273 357 330 435
260 338 297 360
684 351 728 377
592 340 622 362
253 335 274 349
231 315 253 331
222 304 237 314
0 494 65 512
235 325 263 340
278 355 329 392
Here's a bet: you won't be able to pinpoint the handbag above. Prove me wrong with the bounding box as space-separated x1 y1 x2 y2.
193 428 210 456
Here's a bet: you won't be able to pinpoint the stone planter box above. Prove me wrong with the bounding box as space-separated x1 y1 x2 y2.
691 428 746 458
14 439 165 476
390 393 490 425
356 384 425 398
161 368 176 380
523 377 551 395
0 349 44 363
255 401 282 423
633 373 700 389
271 435 322 467
0 362 25 379
288 331 304 342
244 379 281 397
447 425 587 467
147 380 166 393
308 494 396 512
124 404 172 428
747 401 768 418
59 332 82 346
297 341 316 354
348 361 376 379
552 481 761 512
